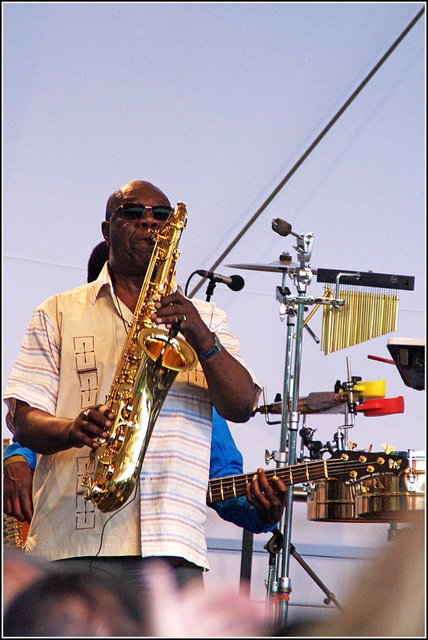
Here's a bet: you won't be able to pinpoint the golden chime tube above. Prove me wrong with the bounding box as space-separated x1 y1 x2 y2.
321 285 399 355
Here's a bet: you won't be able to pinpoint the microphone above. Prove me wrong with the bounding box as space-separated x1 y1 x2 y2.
196 270 245 292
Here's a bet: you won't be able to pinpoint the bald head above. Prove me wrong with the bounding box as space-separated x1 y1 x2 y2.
105 181 170 220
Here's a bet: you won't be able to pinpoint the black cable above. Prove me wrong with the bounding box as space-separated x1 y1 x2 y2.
188 6 425 299
184 270 201 297
89 481 139 569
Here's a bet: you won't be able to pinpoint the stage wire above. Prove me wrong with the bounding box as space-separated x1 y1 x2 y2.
188 6 425 299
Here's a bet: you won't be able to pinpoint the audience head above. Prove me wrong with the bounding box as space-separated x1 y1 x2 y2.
3 549 50 612
3 568 149 637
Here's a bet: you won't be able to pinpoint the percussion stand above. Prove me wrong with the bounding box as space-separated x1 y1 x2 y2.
265 226 344 631
334 357 358 451
265 527 344 613
265 228 313 630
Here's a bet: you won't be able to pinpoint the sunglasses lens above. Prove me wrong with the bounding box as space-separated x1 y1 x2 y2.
117 203 173 221
121 204 145 216
152 207 173 221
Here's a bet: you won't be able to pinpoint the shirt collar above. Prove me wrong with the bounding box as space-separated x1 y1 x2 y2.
90 261 180 304
91 261 113 304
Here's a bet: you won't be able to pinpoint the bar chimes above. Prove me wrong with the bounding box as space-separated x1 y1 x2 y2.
316 269 415 355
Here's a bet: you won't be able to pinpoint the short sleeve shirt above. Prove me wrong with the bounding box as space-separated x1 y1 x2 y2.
4 263 260 568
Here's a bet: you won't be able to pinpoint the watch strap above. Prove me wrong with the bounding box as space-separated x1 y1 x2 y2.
197 333 222 361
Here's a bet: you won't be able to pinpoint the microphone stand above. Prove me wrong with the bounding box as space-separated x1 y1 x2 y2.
205 279 217 302
265 227 343 631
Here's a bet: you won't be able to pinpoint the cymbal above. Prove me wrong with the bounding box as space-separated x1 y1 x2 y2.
226 260 299 272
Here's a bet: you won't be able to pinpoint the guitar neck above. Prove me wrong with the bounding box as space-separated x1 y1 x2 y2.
206 452 407 504
207 460 328 504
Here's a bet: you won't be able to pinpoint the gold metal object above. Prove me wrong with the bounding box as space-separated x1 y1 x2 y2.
81 203 197 512
306 478 388 523
225 259 299 272
307 479 357 522
321 285 399 355
382 444 396 455
3 514 29 549
355 454 425 521
293 287 332 339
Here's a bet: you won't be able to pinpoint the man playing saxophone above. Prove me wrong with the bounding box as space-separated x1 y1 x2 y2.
4 179 287 587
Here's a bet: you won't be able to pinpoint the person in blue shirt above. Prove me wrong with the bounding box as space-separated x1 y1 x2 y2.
209 408 278 532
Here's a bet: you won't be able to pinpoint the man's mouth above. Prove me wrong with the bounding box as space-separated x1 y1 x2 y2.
132 233 155 247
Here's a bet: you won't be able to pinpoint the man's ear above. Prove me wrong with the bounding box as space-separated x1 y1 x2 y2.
101 221 111 246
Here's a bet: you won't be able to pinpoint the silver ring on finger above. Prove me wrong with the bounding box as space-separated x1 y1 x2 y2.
83 410 90 420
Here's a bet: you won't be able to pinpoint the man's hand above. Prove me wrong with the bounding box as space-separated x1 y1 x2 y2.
3 460 33 523
66 404 115 449
245 468 287 525
151 291 214 355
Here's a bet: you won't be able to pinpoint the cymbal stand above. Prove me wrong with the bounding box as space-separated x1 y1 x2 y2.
265 221 344 631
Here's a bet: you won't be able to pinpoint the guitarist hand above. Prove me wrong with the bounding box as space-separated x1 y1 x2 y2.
3 459 33 523
245 469 286 525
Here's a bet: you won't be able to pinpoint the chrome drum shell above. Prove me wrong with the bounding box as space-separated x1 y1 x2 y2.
307 479 357 522
355 452 425 521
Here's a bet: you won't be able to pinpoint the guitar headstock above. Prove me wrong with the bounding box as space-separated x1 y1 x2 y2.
326 450 409 485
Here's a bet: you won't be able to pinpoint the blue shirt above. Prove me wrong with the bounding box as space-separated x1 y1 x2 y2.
4 437 37 468
208 408 275 533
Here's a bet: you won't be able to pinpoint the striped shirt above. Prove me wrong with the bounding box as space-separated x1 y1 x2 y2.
4 263 260 569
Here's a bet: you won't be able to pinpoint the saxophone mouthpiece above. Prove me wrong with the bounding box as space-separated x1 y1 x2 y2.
147 229 157 244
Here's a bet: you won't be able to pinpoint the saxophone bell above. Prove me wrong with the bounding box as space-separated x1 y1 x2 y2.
139 326 197 374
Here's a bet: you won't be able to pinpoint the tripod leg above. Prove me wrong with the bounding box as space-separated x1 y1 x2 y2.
290 544 343 612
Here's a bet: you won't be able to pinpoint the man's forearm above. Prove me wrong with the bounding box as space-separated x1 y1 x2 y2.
201 349 257 423
14 402 73 455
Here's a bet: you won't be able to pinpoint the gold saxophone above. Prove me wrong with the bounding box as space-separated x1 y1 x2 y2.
81 202 197 512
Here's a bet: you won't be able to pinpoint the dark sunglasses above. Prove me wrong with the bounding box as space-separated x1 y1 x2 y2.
107 202 174 222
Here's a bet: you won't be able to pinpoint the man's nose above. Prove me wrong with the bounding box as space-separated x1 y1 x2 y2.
136 207 161 228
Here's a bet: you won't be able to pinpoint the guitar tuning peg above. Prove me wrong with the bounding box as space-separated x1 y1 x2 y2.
368 443 373 453
347 440 358 450
382 443 396 455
